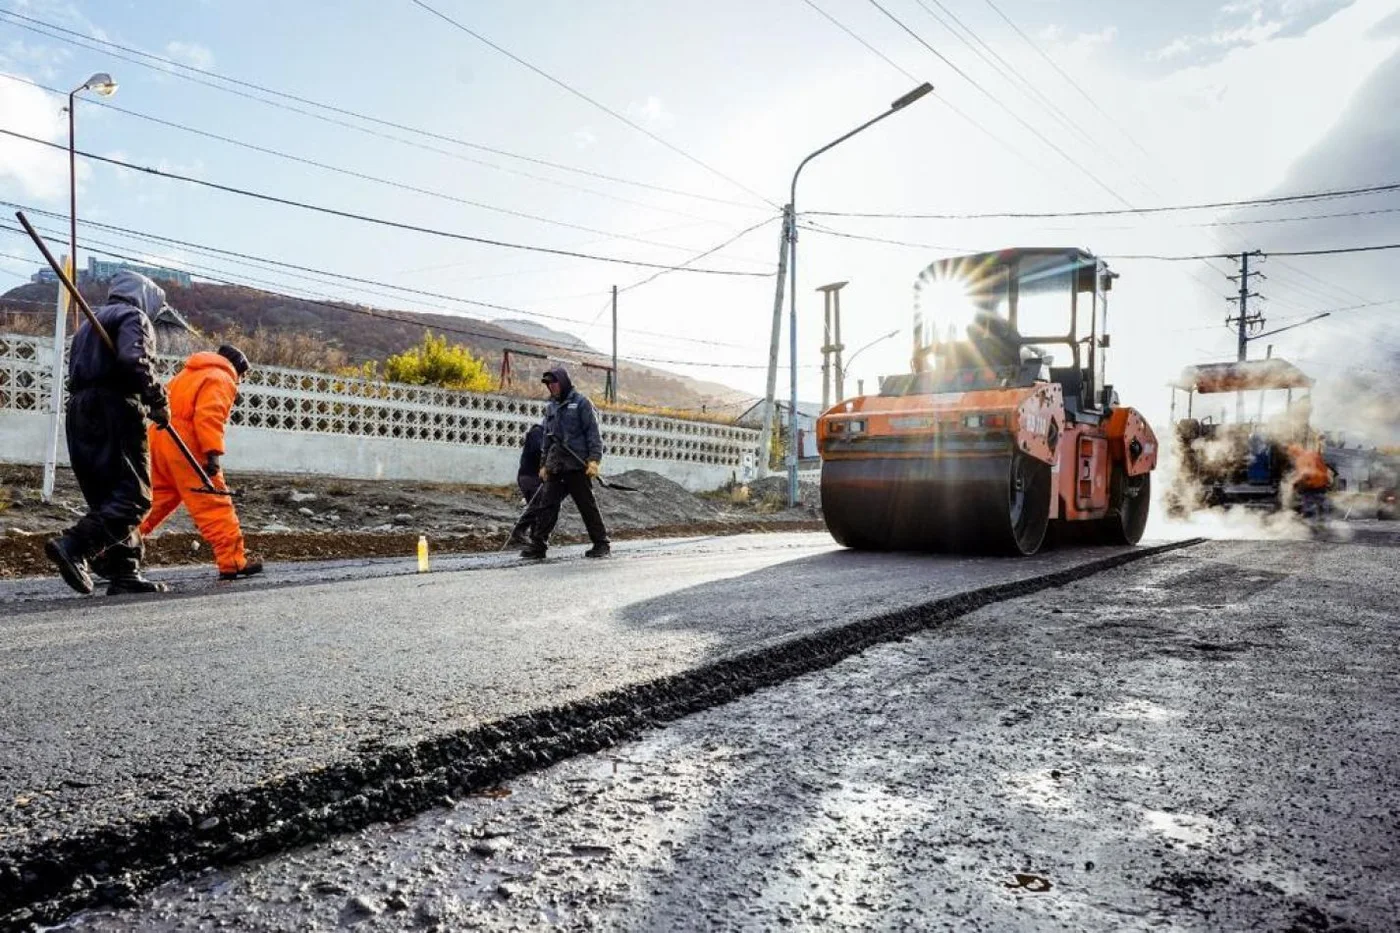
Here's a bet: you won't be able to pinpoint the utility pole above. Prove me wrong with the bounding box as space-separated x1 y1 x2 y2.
756 205 792 477
1226 250 1266 362
817 281 847 410
1225 250 1265 420
610 284 618 403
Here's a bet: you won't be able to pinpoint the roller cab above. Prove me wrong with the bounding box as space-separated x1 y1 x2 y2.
818 247 1157 555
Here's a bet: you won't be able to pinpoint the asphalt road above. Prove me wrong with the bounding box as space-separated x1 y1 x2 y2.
0 533 1148 876
64 533 1399 931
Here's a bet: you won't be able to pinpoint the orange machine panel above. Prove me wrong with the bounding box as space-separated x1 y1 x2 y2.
1105 406 1159 476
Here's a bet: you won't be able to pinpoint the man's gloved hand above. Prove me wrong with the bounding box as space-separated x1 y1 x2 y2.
586 460 601 479
148 399 170 428
538 467 548 481
203 453 222 478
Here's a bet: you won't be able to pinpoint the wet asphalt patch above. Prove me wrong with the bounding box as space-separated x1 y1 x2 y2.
0 539 1201 931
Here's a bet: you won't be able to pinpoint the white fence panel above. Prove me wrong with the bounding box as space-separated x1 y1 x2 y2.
0 333 757 491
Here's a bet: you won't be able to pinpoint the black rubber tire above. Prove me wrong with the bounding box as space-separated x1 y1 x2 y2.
1100 466 1151 545
1006 451 1052 555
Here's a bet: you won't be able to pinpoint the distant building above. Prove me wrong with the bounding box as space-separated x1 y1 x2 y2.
736 399 823 460
31 257 192 288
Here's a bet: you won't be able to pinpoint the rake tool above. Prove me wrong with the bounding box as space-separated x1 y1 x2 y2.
16 210 236 498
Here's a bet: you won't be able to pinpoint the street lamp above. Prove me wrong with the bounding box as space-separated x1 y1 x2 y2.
843 328 900 392
68 72 117 287
781 82 932 506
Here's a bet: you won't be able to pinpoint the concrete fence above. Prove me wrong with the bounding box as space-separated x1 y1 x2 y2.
0 333 758 491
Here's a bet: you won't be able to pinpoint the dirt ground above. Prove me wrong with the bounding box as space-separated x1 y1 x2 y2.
0 465 822 578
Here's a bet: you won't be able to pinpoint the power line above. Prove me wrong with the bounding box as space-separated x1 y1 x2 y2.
980 0 1160 168
0 203 761 350
0 73 761 257
2 223 785 370
0 128 775 277
798 0 1050 183
0 9 764 214
619 218 777 292
404 0 778 209
808 179 1400 219
864 0 1135 208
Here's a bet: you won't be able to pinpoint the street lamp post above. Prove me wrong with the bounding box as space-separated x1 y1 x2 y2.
44 72 116 503
782 82 933 506
843 328 900 394
68 72 117 292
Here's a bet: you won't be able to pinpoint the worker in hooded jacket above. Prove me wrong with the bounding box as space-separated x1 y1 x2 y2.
139 344 263 581
45 271 171 596
516 365 610 559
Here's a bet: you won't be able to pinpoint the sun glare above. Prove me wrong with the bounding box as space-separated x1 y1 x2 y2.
923 275 979 343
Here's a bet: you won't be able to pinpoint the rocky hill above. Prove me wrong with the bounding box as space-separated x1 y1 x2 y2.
0 280 753 414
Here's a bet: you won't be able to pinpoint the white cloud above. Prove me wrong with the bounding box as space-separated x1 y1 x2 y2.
0 73 75 201
626 95 675 128
573 127 598 149
164 40 215 70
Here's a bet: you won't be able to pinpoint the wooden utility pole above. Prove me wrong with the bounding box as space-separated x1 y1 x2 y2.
610 284 618 403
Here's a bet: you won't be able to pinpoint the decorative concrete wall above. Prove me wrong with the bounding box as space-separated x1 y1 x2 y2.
0 333 757 491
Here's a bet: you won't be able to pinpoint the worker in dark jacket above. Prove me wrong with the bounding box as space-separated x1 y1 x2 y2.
505 423 545 547
45 271 171 596
516 365 610 559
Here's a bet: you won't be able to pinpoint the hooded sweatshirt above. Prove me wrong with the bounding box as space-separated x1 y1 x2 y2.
165 351 240 458
67 270 167 411
541 365 603 473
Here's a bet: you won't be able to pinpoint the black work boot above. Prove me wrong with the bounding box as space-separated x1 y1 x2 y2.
519 543 547 560
584 542 611 559
219 558 264 582
106 574 169 596
45 536 94 595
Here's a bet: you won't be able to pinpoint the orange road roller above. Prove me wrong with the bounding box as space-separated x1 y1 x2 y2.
817 247 1158 555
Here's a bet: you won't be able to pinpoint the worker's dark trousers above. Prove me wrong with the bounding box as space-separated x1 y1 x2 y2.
510 473 543 541
521 470 609 548
63 389 151 578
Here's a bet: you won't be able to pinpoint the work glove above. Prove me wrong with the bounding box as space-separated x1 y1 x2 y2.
586 460 601 479
203 453 222 478
148 399 170 428
538 467 548 481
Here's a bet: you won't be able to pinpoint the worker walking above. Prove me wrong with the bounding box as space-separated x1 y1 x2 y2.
505 423 545 548
517 366 610 560
139 345 263 581
44 271 171 596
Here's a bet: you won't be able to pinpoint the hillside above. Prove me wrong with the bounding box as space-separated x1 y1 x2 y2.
0 280 754 415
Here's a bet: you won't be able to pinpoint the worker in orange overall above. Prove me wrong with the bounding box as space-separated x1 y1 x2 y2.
140 345 263 581
1287 440 1333 521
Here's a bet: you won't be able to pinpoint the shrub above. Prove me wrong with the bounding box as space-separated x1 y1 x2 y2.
382 332 494 392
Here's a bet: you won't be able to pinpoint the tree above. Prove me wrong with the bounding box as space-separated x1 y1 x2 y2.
382 332 494 392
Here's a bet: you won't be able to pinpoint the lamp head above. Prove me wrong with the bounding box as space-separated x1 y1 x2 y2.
83 73 118 96
891 82 933 110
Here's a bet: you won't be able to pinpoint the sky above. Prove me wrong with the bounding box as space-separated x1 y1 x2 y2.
1 0 1397 437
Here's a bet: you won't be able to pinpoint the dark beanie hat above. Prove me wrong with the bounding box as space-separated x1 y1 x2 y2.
217 344 250 376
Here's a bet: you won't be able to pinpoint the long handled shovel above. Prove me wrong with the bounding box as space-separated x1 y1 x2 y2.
16 210 237 498
498 481 548 553
553 437 641 492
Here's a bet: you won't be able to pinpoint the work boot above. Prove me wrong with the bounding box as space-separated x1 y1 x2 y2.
45 536 94 596
584 543 611 559
106 574 169 596
519 543 547 560
219 558 264 582
504 528 529 549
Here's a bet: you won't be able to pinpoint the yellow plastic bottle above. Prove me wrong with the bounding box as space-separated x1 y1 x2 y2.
417 535 430 573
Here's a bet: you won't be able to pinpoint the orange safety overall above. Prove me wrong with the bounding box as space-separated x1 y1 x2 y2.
139 351 248 574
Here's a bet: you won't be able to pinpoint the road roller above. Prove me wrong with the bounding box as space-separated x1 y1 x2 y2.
817 247 1158 555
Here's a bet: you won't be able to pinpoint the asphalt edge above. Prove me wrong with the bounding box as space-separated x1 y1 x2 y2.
0 538 1204 930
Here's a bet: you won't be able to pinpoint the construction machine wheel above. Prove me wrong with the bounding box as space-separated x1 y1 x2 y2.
1099 465 1150 545
821 450 1052 555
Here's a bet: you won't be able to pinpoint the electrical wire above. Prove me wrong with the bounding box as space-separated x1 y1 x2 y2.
619 217 778 292
808 180 1400 219
404 0 778 209
0 8 763 213
864 0 1136 208
0 74 759 256
0 204 760 350
0 129 774 277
